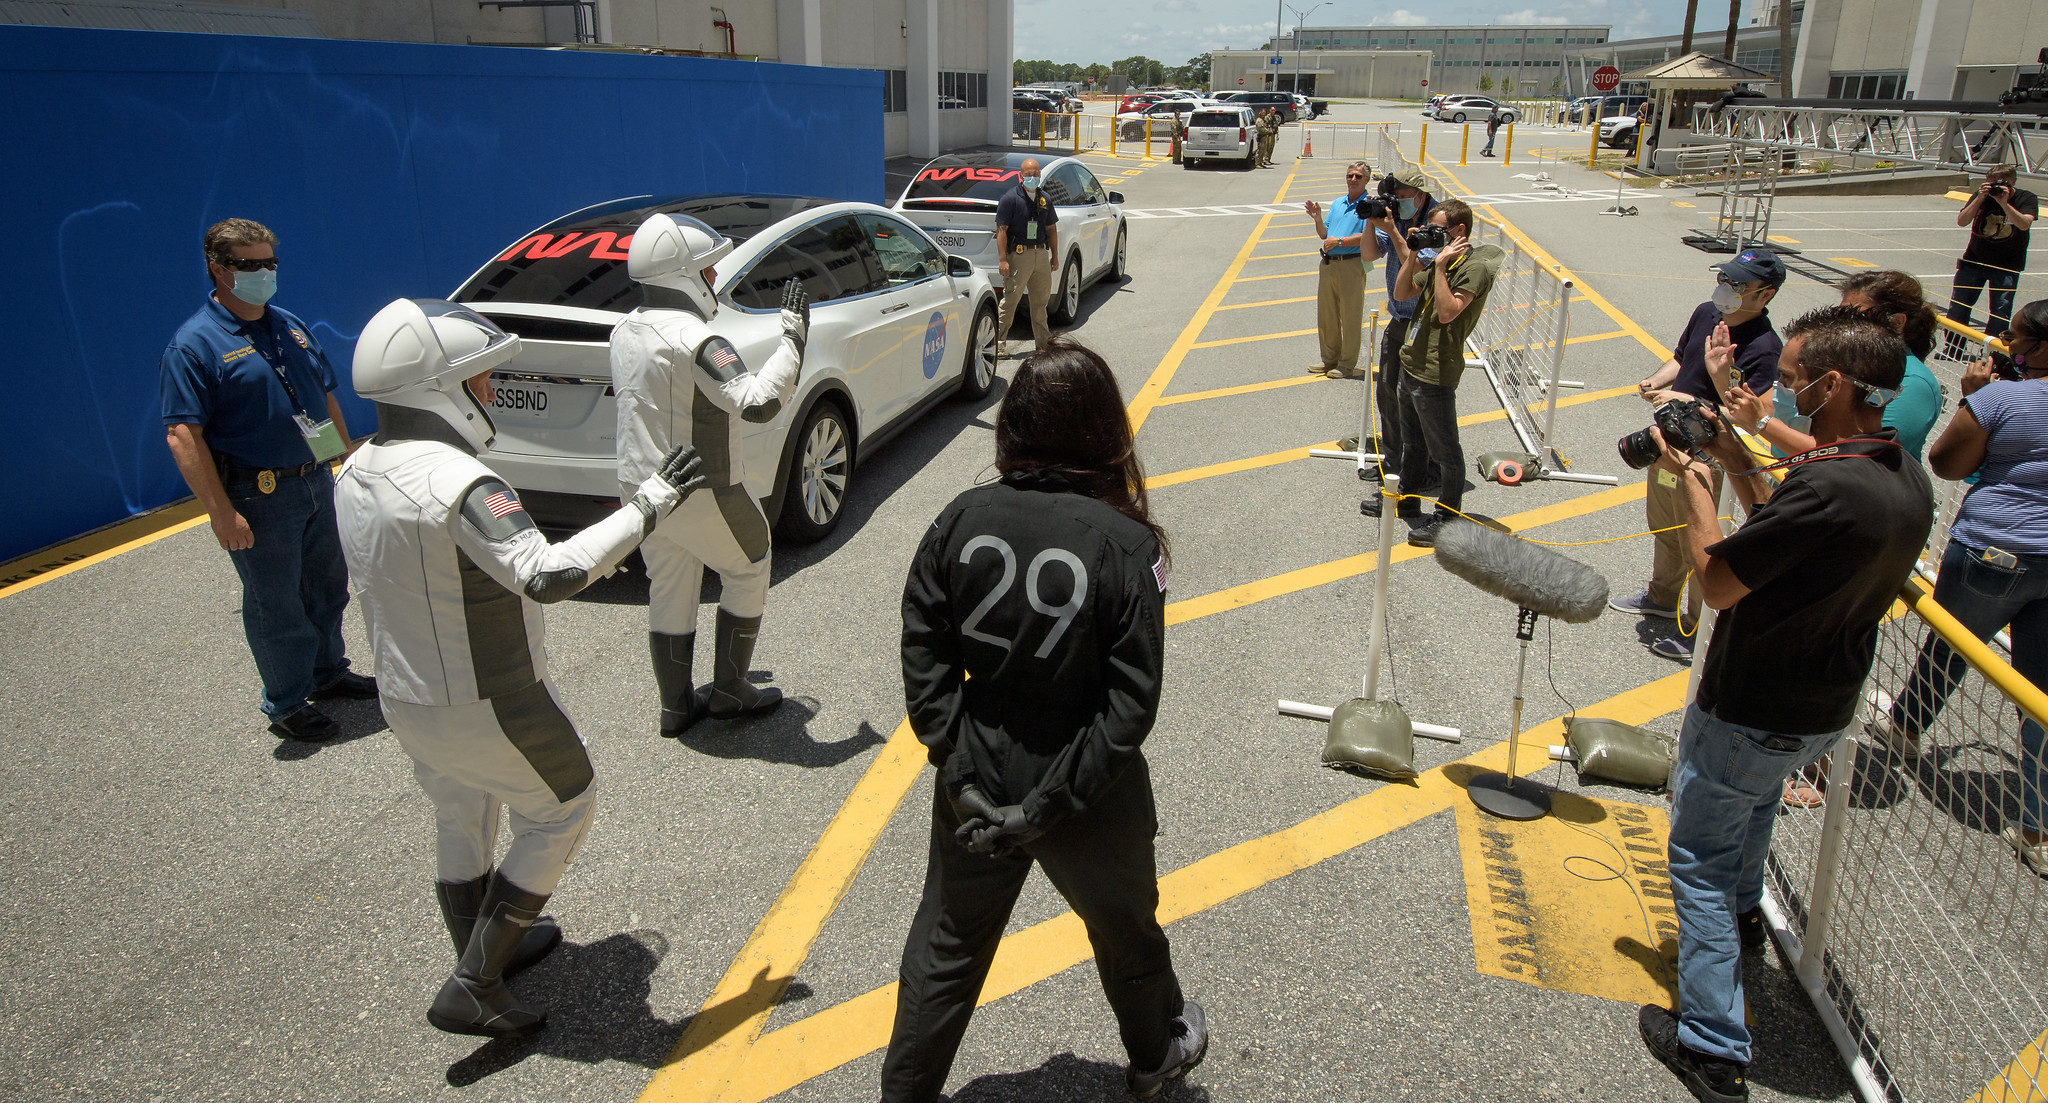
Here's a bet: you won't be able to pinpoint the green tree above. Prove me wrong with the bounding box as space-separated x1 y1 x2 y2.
1114 54 1165 89
1479 72 1495 92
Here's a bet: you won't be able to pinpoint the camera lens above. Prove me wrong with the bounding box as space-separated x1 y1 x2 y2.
1617 427 1663 470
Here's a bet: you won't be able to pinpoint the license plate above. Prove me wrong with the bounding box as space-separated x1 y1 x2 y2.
933 233 966 249
488 382 554 421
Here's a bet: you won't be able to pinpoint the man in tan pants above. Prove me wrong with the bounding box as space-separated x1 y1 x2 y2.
995 158 1059 358
1302 163 1374 377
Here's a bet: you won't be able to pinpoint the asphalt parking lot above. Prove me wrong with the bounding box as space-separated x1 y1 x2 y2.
5 99 2042 1103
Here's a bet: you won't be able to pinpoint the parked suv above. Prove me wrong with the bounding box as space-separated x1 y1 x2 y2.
1227 90 1299 122
1183 107 1256 169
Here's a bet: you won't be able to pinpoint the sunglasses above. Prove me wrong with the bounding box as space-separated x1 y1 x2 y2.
218 256 279 272
1345 174 1366 180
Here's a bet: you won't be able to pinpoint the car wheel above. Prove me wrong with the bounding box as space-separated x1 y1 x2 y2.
1503 112 1517 124
1051 254 1083 326
1452 112 1466 123
960 303 998 400
776 400 852 543
1109 225 1128 281
1183 157 1195 169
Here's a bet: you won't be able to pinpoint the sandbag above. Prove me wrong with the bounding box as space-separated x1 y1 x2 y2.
1563 717 1675 790
1476 450 1538 486
1323 697 1416 780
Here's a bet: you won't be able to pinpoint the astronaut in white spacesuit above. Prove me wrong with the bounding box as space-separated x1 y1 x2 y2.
611 212 809 736
335 298 705 1039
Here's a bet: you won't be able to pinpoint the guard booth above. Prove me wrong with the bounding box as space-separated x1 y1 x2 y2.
1621 51 1776 174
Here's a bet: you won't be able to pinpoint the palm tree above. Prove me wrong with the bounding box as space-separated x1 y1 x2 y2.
1723 0 1741 60
1680 0 1698 54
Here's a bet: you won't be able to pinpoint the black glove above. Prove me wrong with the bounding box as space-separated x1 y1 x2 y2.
628 444 706 527
952 785 1042 855
780 279 810 359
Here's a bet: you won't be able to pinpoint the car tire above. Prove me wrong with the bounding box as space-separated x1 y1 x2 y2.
776 399 852 544
1109 225 1128 281
1183 157 1195 169
1452 112 1466 123
960 303 998 400
1051 254 1083 326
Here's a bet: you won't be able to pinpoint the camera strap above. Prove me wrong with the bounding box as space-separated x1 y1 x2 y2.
1727 435 1902 477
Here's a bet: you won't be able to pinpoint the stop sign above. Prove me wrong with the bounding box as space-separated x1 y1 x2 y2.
1420 78 1428 87
1591 65 1621 92
1237 77 1244 86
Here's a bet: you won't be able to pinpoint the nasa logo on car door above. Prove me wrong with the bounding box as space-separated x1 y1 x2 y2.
921 312 948 379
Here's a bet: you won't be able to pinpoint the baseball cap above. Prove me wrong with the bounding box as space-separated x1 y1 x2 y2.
1380 168 1433 193
1712 247 1787 289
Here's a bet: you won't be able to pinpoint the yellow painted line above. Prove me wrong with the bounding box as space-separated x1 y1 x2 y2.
723 672 1693 1103
1156 374 1329 406
1163 481 1643 626
1424 156 1670 364
1250 250 1323 261
1671 201 1696 208
1968 1027 2048 1103
637 718 930 1103
1457 383 1637 428
1125 158 1307 435
1946 189 1975 202
1190 326 1318 350
1216 294 1316 311
1766 234 1801 245
0 499 210 600
1261 233 1325 243
1565 330 1630 345
1146 440 1340 490
1233 269 1317 283
1831 257 1877 268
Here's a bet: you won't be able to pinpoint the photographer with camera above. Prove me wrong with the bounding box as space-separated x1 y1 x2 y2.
1376 199 1504 548
1301 162 1378 379
1612 250 1785 661
1638 305 1932 1103
1942 165 2036 359
1352 170 1436 478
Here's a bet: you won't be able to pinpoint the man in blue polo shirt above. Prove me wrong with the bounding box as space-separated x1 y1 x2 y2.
994 158 1060 360
1303 161 1375 378
161 218 375 742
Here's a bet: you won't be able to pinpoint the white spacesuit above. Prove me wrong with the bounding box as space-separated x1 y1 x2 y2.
611 212 809 736
335 298 704 1039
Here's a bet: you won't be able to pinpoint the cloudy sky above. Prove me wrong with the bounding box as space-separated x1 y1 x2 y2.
1014 0 1707 64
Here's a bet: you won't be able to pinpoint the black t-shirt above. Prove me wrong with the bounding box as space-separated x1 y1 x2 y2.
994 184 1058 249
901 471 1166 829
1963 187 2038 273
1671 301 1781 407
1696 430 1934 734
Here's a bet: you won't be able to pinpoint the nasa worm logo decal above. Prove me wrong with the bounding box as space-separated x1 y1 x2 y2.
921 312 948 379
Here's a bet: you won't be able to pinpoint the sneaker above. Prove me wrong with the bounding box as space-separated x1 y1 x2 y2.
1639 1004 1750 1102
1309 363 1336 375
1407 519 1444 548
2002 826 2048 879
268 703 341 743
1650 635 1694 662
1736 906 1766 952
1865 714 1921 758
310 670 378 700
1127 1001 1208 1099
1610 589 1679 619
1326 367 1366 380
997 340 1007 360
1361 493 1419 521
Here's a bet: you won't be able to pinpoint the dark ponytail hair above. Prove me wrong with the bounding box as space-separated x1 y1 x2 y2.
1839 270 1938 361
995 336 1169 563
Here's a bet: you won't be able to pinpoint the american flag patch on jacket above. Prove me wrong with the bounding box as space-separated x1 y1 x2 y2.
1152 555 1168 593
484 491 523 518
707 344 740 370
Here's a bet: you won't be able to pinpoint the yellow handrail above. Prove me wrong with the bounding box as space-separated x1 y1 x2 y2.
1900 575 2048 731
1935 315 2011 354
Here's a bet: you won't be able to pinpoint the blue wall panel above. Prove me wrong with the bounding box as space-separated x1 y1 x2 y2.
0 25 881 563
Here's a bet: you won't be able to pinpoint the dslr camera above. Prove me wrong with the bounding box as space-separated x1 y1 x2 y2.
1990 349 2022 381
1348 194 1391 220
1617 396 1720 470
1407 223 1450 251
1988 180 2014 201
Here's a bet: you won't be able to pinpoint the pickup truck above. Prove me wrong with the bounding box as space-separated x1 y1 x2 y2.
1182 107 1256 169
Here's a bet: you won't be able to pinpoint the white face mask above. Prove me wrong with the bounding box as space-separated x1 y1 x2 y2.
1712 282 1745 314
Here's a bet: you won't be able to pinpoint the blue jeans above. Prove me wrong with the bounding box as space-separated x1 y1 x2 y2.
1668 703 1843 1064
223 466 353 716
1891 537 2048 831
1944 260 2021 349
1396 372 1463 519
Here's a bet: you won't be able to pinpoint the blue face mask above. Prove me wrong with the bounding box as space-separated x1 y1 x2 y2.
231 268 277 306
1417 247 1440 268
1021 176 1040 191
1398 197 1419 220
1772 377 1817 432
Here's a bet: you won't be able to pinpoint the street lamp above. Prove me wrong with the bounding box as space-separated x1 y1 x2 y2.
1284 2 1328 95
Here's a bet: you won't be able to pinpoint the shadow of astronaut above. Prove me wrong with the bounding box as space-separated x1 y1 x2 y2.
944 1050 1214 1103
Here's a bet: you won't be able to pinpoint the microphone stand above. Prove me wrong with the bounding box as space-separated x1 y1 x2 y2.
1467 605 1556 821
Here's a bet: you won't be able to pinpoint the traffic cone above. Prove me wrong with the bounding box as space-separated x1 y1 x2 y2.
1302 125 1313 158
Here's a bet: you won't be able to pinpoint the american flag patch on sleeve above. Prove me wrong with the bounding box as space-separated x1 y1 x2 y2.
484 491 524 518
708 344 739 370
1152 555 1168 593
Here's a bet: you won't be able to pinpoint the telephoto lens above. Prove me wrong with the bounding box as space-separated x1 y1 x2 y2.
1617 426 1664 470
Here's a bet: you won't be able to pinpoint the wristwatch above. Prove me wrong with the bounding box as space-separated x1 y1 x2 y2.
1755 414 1774 433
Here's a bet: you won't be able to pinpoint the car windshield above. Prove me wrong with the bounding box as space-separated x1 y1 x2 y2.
1190 111 1241 127
455 195 834 311
903 161 1023 203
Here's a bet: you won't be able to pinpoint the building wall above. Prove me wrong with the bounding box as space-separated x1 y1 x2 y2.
226 0 544 43
1960 0 2048 68
1209 50 1432 98
1825 0 1916 72
1277 25 1610 96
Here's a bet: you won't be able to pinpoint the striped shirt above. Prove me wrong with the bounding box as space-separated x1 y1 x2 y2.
1953 380 2048 555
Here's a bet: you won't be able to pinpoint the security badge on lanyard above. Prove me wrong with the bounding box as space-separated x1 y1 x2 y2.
250 326 346 469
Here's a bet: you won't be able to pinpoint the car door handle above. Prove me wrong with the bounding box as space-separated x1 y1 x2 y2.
880 302 911 314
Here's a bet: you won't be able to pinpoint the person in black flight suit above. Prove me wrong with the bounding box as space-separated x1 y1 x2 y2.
882 336 1207 1102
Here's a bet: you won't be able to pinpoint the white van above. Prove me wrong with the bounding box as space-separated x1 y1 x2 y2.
1183 106 1256 169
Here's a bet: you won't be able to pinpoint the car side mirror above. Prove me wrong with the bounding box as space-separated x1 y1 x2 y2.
1108 191 1125 205
948 255 973 278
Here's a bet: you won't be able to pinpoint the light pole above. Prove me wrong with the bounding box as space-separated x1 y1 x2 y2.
1285 1 1328 95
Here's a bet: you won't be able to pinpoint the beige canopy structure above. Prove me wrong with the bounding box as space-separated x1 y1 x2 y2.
1623 51 1777 171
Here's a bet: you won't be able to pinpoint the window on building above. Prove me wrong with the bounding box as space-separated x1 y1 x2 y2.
937 71 988 109
878 69 907 114
1827 71 1906 100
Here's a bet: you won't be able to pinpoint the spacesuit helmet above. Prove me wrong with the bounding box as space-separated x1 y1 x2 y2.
627 212 733 318
352 298 522 453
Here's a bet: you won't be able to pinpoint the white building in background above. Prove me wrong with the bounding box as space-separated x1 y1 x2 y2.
0 0 1015 157
1260 25 1613 97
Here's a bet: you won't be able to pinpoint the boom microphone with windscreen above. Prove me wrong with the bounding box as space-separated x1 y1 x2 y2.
1431 519 1609 623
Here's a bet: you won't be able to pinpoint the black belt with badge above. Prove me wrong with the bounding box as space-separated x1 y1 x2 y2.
219 455 323 494
1012 243 1048 252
